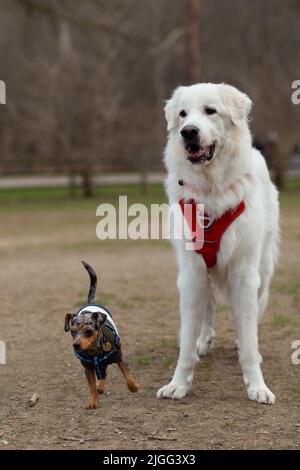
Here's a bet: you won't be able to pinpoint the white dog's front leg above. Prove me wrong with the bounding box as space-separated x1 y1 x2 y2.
229 269 275 404
157 260 207 400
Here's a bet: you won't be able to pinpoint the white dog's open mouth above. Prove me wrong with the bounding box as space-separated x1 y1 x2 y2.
186 143 215 164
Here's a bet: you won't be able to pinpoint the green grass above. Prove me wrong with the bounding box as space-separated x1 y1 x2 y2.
0 183 167 211
59 238 169 254
76 290 118 307
198 361 212 369
132 355 151 366
278 283 299 296
271 314 290 328
279 180 300 208
0 179 299 211
130 293 147 303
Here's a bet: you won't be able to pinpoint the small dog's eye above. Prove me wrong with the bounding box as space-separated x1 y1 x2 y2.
179 110 187 118
85 329 93 337
205 107 217 115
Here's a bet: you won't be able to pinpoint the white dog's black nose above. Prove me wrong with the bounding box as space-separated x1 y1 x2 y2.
180 125 199 140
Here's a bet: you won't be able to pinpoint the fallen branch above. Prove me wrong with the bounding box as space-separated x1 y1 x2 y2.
149 435 177 442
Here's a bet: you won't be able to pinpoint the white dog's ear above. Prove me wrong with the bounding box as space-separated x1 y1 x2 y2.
164 86 182 132
219 84 252 126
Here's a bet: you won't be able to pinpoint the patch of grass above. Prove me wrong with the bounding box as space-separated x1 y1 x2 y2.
59 240 103 251
75 298 88 307
163 356 175 368
76 290 117 307
280 182 300 209
116 299 132 309
198 361 212 369
271 314 290 328
278 283 299 296
132 355 151 366
154 337 178 351
130 293 147 304
0 186 77 202
0 183 167 212
99 291 118 304
59 238 169 253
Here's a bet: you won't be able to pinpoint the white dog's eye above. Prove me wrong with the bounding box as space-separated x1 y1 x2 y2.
205 107 217 115
179 110 187 118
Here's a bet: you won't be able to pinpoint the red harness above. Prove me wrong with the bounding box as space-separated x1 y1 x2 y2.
179 199 245 268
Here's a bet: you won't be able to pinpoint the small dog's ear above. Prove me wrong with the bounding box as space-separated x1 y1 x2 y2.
92 311 107 328
99 313 107 325
64 313 74 332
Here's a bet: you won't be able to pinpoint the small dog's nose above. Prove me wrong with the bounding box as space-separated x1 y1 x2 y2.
180 125 199 140
73 342 80 350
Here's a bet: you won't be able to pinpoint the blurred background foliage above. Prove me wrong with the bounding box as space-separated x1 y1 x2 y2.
0 0 299 196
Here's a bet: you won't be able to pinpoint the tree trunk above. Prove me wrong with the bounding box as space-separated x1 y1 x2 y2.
81 167 94 198
188 0 201 83
68 170 77 199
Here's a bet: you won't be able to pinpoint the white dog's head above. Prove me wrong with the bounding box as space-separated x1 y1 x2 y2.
164 83 252 168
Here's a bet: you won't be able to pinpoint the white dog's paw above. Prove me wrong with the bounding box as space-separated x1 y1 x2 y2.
196 329 216 357
157 382 189 400
247 385 276 404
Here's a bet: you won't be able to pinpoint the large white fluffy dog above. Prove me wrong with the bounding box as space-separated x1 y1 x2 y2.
157 83 279 404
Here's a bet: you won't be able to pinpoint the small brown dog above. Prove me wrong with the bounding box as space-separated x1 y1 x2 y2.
64 261 139 409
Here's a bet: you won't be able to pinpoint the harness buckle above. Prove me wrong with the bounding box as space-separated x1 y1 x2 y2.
197 212 214 230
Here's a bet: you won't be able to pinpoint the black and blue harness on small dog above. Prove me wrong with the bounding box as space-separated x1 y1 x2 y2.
74 304 122 380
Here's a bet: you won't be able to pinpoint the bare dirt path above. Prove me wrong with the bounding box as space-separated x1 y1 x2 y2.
0 203 299 449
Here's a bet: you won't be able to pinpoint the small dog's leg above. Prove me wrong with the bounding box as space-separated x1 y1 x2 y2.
97 369 108 394
85 368 99 409
118 360 139 393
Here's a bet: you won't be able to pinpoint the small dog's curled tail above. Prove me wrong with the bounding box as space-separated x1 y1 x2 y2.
82 261 97 304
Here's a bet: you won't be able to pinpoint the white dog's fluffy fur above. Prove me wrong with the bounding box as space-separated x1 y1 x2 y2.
157 83 279 404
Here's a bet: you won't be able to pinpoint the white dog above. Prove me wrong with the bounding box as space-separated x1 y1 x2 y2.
157 83 279 404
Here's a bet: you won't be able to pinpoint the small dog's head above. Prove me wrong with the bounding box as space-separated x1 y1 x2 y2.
64 310 107 353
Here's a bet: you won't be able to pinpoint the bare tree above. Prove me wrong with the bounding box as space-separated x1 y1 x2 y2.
188 0 201 82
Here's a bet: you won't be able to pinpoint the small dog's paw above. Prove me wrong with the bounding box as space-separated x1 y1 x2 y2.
97 384 105 395
127 380 139 393
247 386 276 404
157 382 188 400
196 329 216 357
86 399 99 410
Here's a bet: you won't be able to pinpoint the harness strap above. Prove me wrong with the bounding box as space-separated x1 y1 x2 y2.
179 199 245 268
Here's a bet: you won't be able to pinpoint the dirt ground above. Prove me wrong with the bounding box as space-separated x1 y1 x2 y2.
0 195 299 450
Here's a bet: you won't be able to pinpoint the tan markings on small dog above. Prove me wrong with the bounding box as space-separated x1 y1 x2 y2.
118 360 139 393
97 373 108 395
85 368 99 409
79 329 98 351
